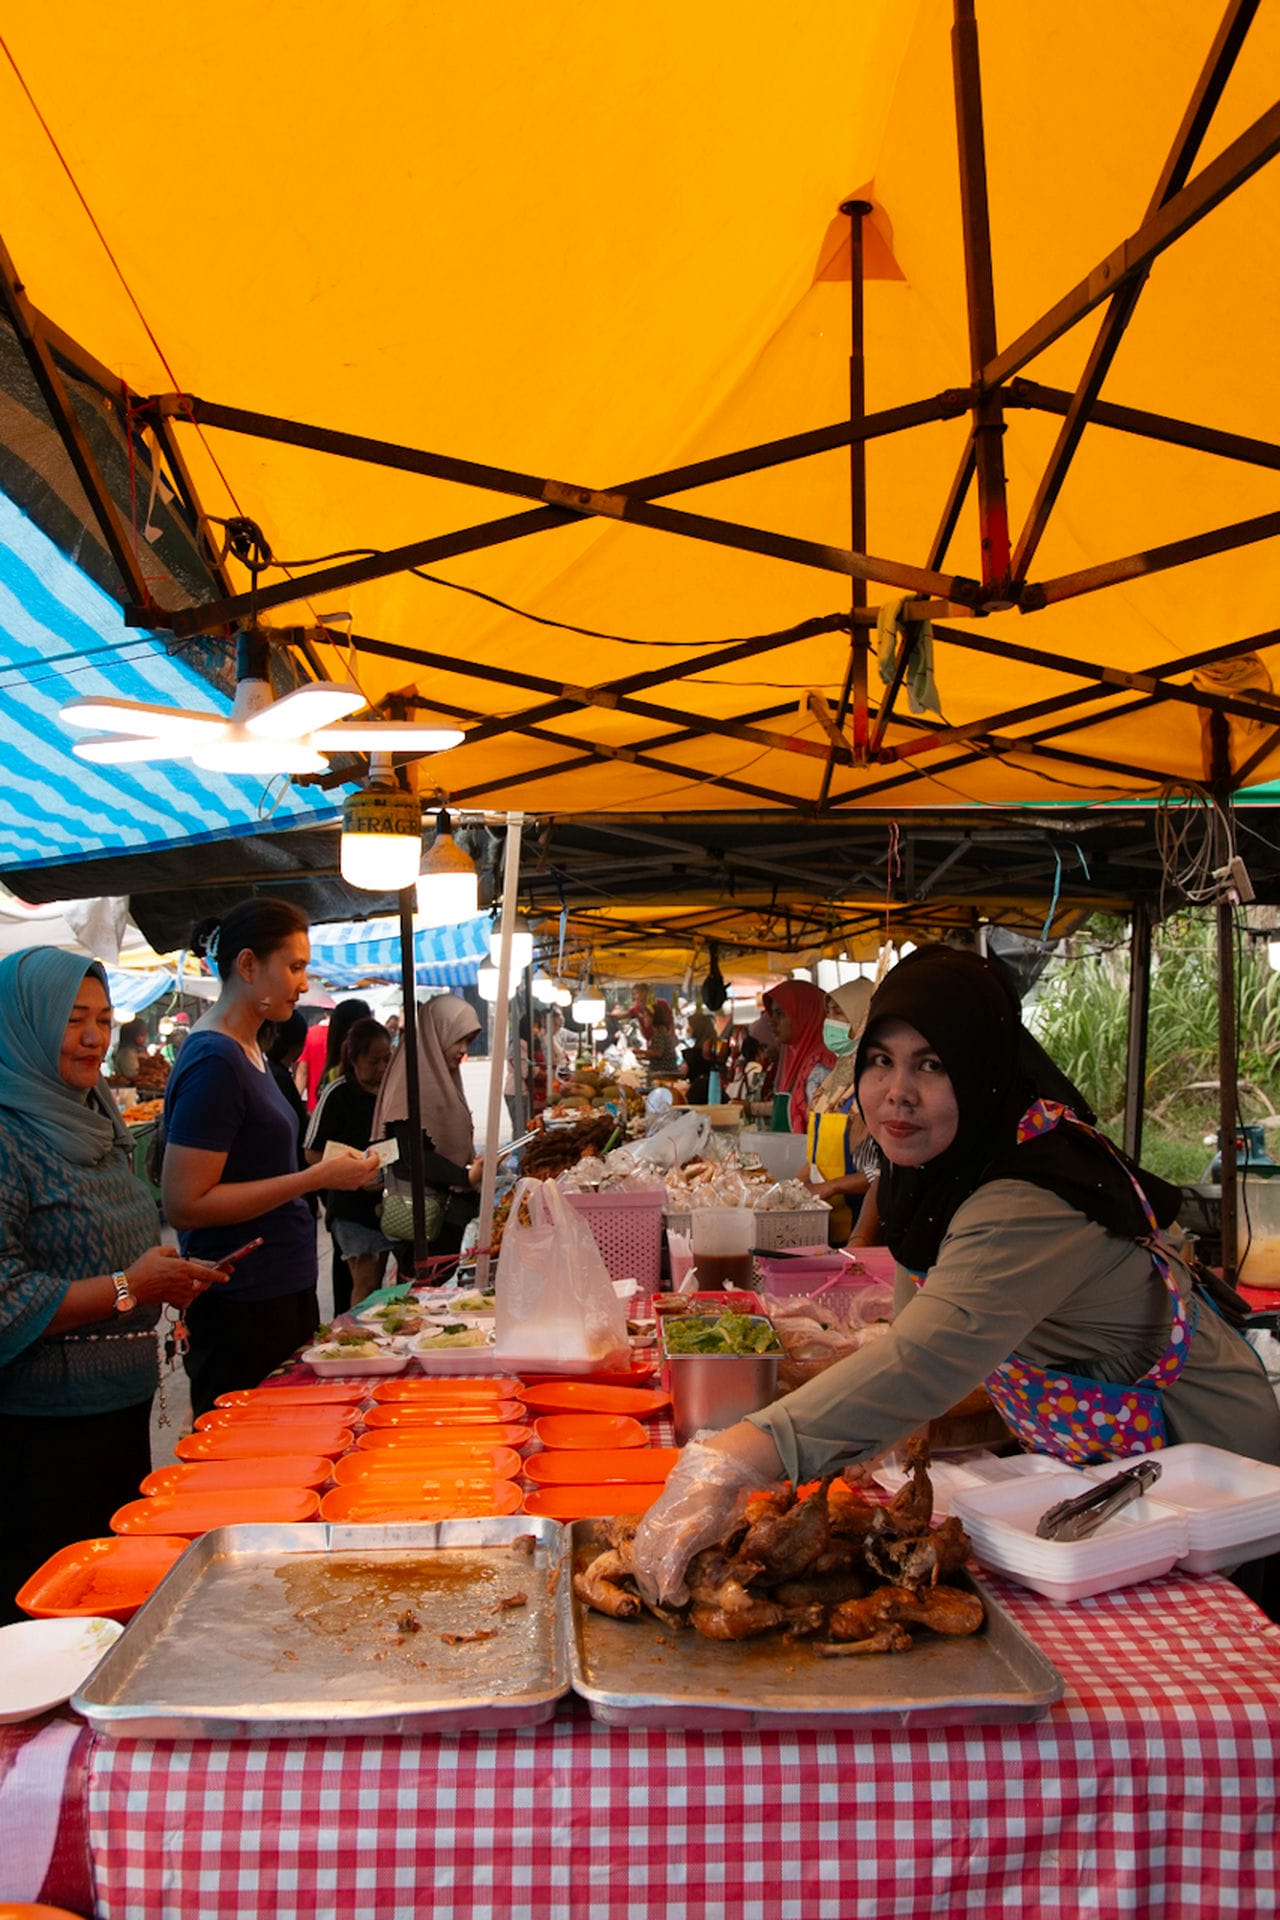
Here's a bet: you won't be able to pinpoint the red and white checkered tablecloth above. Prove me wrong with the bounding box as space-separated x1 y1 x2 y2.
86 1569 1280 1920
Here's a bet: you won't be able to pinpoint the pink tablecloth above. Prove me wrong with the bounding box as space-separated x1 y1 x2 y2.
81 1569 1280 1920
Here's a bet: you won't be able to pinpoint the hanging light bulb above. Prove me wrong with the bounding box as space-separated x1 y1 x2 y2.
340 754 422 892
573 978 606 1025
476 964 506 1003
488 916 534 971
531 974 557 1006
415 809 479 927
553 985 573 1009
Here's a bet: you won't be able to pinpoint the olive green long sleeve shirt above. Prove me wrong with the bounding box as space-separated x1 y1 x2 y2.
750 1180 1280 1481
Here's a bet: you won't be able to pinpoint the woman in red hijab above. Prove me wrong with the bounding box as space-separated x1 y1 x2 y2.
762 980 834 1133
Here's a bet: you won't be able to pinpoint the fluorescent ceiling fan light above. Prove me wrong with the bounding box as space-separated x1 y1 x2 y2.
61 696 225 740
246 681 366 736
312 725 465 750
73 730 220 764
193 738 328 774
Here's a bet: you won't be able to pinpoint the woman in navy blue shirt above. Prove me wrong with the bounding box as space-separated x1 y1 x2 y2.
162 901 379 1415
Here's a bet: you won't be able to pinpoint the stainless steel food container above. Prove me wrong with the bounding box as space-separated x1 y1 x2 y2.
662 1316 780 1444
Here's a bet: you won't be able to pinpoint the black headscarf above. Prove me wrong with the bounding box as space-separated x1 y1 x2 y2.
855 946 1181 1271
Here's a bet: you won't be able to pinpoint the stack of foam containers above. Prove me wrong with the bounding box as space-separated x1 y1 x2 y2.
950 1444 1280 1603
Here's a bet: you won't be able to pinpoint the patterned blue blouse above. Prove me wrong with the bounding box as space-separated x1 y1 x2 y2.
0 1115 161 1417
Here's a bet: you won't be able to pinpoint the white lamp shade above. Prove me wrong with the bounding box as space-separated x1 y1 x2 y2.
488 922 534 971
340 829 422 891
415 869 480 926
573 994 606 1024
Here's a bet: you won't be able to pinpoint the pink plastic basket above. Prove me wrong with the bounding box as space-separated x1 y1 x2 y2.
563 1186 665 1289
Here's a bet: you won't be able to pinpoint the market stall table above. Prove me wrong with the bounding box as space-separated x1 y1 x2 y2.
2 1567 1278 1918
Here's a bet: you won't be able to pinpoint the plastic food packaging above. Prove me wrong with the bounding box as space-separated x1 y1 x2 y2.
494 1178 631 1372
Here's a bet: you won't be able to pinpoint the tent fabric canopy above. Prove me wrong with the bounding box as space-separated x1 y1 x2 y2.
0 2 1278 821
0 488 342 869
306 913 490 990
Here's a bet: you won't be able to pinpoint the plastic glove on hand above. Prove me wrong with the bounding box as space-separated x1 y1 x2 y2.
630 1439 775 1609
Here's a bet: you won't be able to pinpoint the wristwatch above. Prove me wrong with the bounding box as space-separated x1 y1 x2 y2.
111 1270 137 1314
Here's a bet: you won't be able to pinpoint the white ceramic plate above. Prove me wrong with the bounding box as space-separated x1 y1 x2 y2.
302 1346 410 1377
0 1614 122 1722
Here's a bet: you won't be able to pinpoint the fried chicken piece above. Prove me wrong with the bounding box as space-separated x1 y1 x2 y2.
736 1482 834 1585
828 1582 984 1641
864 1512 974 1587
690 1594 786 1640
813 1625 913 1658
826 1474 879 1540
771 1570 870 1611
574 1549 641 1619
890 1584 984 1636
602 1514 640 1554
685 1547 764 1605
884 1434 934 1534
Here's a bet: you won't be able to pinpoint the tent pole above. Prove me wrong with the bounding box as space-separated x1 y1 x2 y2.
1210 717 1240 1281
396 887 431 1280
476 815 524 1290
1122 899 1154 1163
951 0 1011 598
819 198 873 798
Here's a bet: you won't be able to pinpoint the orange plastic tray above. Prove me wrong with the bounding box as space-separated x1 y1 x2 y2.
140 1455 335 1496
111 1488 322 1536
333 1445 523 1486
175 1424 355 1462
516 1381 670 1417
214 1385 365 1409
371 1377 523 1402
16 1535 189 1621
319 1480 522 1523
362 1401 524 1428
195 1403 360 1431
523 1446 679 1486
532 1413 648 1450
522 1482 664 1520
356 1423 531 1452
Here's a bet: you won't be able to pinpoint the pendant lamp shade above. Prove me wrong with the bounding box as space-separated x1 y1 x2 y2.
340 781 422 891
415 810 479 927
488 918 534 972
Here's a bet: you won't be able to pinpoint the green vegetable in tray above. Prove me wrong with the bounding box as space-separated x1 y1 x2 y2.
664 1311 780 1356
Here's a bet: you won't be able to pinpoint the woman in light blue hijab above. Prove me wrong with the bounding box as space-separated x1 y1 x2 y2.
0 947 222 1622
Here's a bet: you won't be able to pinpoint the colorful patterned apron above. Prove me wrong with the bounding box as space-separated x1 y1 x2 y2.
912 1099 1197 1466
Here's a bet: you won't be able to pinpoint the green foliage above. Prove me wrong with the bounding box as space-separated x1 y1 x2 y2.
1027 911 1280 1171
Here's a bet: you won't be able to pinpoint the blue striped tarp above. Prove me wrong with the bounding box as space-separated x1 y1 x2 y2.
0 490 343 871
307 914 489 989
103 965 176 1015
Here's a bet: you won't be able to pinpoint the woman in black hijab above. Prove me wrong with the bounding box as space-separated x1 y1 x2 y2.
633 946 1280 1608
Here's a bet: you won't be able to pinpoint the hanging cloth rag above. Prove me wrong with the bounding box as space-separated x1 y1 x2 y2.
876 594 940 717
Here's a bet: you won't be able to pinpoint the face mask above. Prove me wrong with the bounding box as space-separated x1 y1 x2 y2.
823 1019 854 1057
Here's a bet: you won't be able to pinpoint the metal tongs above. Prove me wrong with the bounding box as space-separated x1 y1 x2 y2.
1034 1459 1163 1542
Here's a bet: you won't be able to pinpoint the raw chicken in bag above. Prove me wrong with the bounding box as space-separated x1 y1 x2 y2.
494 1177 630 1371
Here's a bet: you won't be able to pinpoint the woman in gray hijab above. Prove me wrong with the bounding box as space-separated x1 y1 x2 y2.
0 947 224 1620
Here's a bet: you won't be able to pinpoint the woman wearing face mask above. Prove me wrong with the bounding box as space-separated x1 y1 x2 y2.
761 980 836 1134
305 1018 394 1305
373 994 486 1283
633 945 1280 1609
805 979 879 1243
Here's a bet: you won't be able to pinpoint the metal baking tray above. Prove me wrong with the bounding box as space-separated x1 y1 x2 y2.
568 1526 1062 1731
73 1518 569 1739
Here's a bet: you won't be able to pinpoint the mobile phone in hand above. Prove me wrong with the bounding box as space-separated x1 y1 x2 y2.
214 1236 265 1270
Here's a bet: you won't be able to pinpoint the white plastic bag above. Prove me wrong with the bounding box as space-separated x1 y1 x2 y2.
494 1177 631 1371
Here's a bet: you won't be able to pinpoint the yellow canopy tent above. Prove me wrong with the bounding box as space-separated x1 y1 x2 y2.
1 0 1278 815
